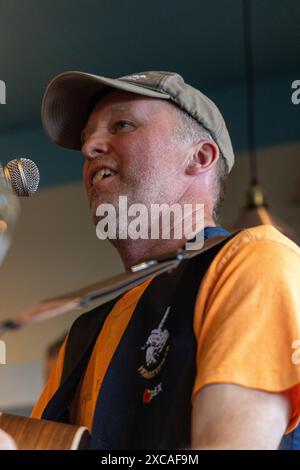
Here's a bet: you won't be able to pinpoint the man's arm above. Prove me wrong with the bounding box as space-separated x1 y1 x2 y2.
191 383 290 450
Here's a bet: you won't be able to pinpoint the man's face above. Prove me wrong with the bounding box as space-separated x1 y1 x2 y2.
81 90 193 225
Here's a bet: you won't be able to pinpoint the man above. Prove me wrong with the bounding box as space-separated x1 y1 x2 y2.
31 71 300 449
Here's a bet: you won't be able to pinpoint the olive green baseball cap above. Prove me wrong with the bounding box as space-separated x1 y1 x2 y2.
41 70 235 171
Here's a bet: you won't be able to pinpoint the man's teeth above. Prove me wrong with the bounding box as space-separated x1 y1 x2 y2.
92 168 116 184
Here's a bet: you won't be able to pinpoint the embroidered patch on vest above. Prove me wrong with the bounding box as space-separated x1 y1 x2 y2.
138 306 170 379
142 382 163 404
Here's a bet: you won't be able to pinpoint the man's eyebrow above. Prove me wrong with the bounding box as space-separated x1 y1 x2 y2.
109 106 128 112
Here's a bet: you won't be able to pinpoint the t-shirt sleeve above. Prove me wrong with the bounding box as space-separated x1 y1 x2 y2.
31 338 67 419
192 231 300 433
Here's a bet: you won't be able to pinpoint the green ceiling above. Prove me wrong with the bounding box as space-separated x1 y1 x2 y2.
0 0 299 186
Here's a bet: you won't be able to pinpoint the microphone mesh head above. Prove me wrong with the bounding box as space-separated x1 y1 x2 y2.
5 158 40 196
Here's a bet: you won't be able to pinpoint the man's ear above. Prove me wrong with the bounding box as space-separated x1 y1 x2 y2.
186 140 219 176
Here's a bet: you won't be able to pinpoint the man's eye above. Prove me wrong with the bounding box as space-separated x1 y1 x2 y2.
112 121 132 132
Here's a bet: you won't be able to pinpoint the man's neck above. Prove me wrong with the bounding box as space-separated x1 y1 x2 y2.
112 216 216 269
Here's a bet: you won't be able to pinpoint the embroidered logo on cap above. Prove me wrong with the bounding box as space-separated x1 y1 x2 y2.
120 74 148 81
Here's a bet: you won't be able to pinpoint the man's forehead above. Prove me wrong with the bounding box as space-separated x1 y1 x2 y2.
91 88 169 113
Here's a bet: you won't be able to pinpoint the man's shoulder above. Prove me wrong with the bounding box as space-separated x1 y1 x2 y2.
232 224 299 253
213 224 300 273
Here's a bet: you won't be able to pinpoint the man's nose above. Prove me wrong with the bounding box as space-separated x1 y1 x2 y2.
81 133 110 160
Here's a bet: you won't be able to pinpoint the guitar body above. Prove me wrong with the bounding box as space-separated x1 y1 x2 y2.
0 413 90 450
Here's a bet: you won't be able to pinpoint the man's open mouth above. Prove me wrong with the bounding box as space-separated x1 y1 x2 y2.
92 168 117 185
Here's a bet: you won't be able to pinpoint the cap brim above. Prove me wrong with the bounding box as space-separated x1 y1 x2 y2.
41 71 170 150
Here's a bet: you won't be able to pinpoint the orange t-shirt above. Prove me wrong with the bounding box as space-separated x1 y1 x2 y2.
32 225 300 434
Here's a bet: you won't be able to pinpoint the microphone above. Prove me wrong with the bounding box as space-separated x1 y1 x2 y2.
0 157 39 268
1 158 40 197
